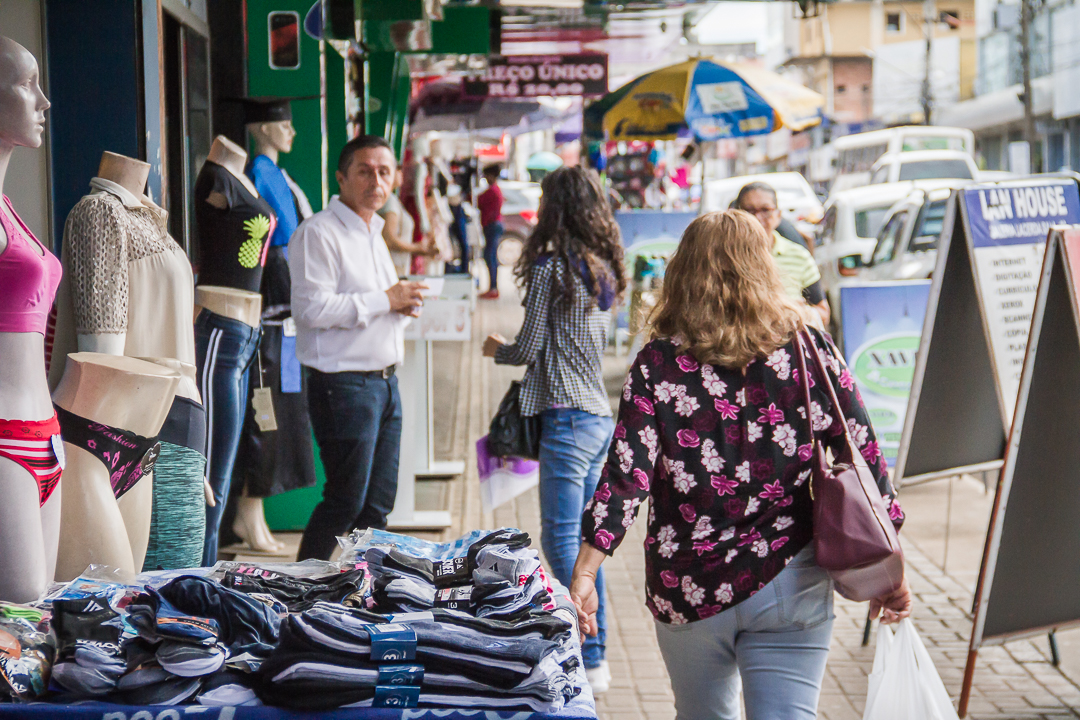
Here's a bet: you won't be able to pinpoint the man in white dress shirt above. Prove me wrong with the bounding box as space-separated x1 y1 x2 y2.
289 135 427 561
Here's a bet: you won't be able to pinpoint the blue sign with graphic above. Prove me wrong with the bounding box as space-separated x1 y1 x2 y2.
840 281 932 467
964 179 1080 248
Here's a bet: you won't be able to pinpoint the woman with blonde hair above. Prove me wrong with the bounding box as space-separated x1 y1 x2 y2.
568 210 911 719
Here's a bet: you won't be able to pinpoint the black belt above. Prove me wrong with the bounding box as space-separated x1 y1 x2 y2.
357 366 396 379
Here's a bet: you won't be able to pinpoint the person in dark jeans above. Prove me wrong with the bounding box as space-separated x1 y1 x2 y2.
478 164 504 299
288 135 427 561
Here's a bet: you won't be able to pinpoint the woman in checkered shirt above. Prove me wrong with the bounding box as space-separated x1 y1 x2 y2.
482 165 627 693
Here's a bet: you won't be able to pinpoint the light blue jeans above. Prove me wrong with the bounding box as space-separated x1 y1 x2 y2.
653 546 834 720
538 408 615 669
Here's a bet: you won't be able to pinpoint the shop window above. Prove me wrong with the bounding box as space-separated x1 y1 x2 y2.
269 11 300 69
836 84 847 94
886 12 903 33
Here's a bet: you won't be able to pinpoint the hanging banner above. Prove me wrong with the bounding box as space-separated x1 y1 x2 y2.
463 54 608 99
839 281 932 468
959 226 1080 718
964 179 1080 413
894 175 1080 486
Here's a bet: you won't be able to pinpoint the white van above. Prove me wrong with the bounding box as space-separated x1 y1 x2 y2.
829 126 975 192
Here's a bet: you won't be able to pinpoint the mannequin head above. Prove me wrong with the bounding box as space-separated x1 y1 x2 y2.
98 152 151 197
248 120 296 158
0 36 49 151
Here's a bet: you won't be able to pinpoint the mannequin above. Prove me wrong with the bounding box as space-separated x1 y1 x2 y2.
194 135 275 565
53 353 179 581
48 150 207 571
216 97 319 554
0 36 59 602
402 135 432 272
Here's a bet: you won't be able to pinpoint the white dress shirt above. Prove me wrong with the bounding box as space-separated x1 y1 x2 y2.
289 196 408 373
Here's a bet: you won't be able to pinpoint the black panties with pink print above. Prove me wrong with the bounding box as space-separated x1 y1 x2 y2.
54 404 161 498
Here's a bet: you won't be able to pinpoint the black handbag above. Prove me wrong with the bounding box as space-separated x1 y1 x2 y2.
487 381 541 460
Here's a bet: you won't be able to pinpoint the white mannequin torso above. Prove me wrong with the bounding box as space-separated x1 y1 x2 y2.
52 353 179 581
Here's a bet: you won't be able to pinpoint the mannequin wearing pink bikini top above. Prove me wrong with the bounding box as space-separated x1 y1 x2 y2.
0 34 61 603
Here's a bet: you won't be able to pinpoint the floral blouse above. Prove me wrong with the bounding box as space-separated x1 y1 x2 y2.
581 327 904 625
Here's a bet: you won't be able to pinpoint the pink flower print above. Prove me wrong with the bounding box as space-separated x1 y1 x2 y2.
725 424 743 444
797 443 814 461
735 461 751 484
614 423 626 440
751 538 769 557
758 403 784 425
746 422 763 443
691 516 716 541
676 354 700 373
847 418 869 447
765 348 792 380
700 439 723 473
693 540 718 556
777 496 793 507
711 475 738 496
714 582 734 604
771 537 789 552
679 503 697 523
701 365 727 397
616 440 634 472
838 368 855 390
697 604 722 620
723 497 746 518
654 381 678 403
734 570 755 591
772 424 798 457
593 530 614 550
795 468 811 487
633 468 650 490
592 501 608 526
681 576 706 606
595 482 612 503
87 439 97 450
888 498 905 522
677 429 700 448
622 499 640 528
622 373 634 401
773 515 794 531
634 396 655 415
861 441 882 463
737 528 762 547
714 398 738 420
759 480 785 500
724 548 738 563
669 611 688 625
735 388 747 407
660 570 679 588
657 525 679 558
111 469 125 487
744 497 760 515
747 385 769 405
751 458 774 479
674 392 700 417
638 425 659 463
719 526 735 542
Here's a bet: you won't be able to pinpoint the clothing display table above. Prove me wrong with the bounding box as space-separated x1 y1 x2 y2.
0 530 596 720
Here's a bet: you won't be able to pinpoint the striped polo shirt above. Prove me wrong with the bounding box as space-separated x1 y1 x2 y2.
771 230 820 301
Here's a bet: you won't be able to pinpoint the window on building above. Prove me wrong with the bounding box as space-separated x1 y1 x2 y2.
939 10 960 28
836 84 847 94
886 12 903 32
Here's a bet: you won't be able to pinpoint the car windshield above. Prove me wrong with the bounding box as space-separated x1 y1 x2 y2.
900 135 968 152
910 200 949 251
897 159 973 181
854 206 892 239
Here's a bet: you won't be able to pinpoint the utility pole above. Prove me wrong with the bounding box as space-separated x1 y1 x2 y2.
921 0 936 124
1019 0 1036 151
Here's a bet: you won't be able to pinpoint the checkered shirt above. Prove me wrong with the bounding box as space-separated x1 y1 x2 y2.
494 257 613 417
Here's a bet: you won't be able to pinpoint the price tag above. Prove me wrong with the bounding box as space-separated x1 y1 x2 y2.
433 556 470 587
373 685 419 707
283 317 297 337
252 388 278 432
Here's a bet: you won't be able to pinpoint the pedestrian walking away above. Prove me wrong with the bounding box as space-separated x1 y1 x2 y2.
288 135 428 561
482 165 627 694
568 210 912 720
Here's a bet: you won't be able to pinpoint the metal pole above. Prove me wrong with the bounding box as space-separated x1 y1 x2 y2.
921 0 936 124
1020 0 1036 154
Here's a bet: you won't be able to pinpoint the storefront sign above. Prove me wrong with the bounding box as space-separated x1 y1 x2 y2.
964 179 1080 415
840 282 931 468
463 54 608 98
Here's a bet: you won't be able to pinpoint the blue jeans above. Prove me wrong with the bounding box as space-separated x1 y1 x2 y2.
538 408 614 668
449 204 470 274
483 222 503 292
194 309 260 566
653 546 834 720
297 368 403 561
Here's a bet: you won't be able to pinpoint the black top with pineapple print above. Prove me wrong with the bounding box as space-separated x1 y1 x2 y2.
194 160 277 293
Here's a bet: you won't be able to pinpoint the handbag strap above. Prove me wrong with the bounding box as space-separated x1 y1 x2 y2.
793 328 858 452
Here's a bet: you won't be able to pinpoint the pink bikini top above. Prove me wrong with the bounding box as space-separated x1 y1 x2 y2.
0 195 62 335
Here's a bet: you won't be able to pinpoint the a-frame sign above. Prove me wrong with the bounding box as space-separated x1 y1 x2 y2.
895 176 1080 486
958 227 1080 717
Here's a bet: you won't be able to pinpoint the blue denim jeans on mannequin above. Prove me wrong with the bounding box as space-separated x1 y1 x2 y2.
653 546 834 720
538 408 615 669
194 309 260 566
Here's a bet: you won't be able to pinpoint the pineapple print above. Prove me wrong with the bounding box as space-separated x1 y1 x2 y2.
239 215 271 268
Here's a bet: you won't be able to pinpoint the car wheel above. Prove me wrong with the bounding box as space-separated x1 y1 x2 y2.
497 233 525 266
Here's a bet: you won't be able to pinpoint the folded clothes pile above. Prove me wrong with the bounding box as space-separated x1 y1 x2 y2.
255 602 579 712
220 565 367 612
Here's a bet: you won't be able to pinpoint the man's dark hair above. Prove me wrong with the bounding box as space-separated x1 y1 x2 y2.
482 164 502 179
733 181 778 209
337 135 394 175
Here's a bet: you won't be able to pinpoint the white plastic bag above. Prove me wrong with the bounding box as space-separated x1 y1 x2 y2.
863 619 959 720
476 436 539 513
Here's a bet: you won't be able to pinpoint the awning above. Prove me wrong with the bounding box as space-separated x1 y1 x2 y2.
936 76 1054 132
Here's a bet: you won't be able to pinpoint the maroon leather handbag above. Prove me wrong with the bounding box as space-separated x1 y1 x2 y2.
794 330 904 602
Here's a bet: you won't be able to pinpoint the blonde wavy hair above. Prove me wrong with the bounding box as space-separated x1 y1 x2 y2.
647 210 804 368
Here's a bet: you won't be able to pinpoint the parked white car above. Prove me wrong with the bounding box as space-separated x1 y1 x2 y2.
868 150 978 186
860 180 972 283
816 183 922 315
703 172 823 233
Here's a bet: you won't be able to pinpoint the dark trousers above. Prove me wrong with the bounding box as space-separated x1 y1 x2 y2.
483 221 503 291
297 367 403 561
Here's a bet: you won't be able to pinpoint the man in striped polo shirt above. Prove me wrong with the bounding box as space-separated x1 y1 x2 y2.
735 181 830 327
